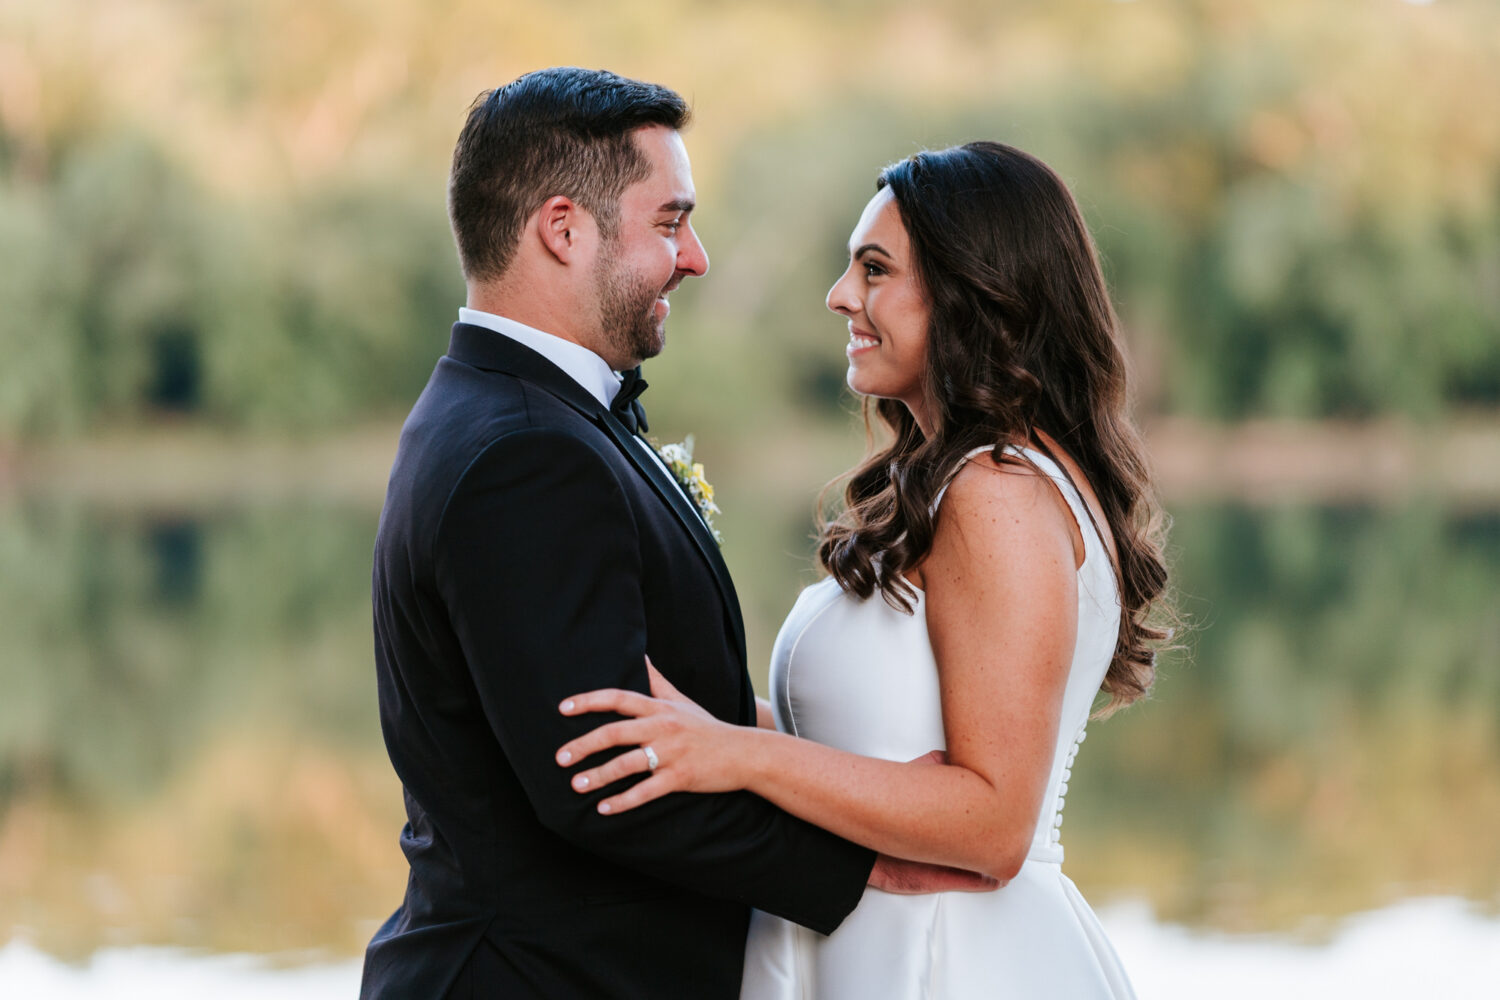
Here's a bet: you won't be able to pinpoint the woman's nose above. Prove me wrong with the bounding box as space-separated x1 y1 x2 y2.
826 266 858 315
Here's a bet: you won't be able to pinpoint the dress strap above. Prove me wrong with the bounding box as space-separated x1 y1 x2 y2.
1002 446 1121 592
934 444 1112 574
930 446 1002 513
1003 446 1089 536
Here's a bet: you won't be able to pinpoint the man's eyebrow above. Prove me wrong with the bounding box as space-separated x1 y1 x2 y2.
852 241 891 259
658 198 695 213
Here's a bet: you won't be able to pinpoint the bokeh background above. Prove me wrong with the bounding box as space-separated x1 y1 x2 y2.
2 0 1499 994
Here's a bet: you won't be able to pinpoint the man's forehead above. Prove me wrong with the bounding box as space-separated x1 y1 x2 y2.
627 128 696 206
622 177 696 212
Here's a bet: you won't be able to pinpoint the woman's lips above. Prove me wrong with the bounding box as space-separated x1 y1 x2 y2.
847 326 879 355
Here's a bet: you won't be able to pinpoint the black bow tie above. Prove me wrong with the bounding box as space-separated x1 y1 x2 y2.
611 366 649 434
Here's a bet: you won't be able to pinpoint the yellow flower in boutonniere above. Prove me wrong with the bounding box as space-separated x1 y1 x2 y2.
654 435 723 545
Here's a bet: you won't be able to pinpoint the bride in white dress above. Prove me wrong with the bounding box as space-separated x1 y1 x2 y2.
557 141 1172 998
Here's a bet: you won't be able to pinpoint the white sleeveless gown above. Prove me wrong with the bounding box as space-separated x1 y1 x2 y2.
740 445 1137 999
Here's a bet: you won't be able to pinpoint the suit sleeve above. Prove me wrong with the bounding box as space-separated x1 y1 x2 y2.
432 426 874 934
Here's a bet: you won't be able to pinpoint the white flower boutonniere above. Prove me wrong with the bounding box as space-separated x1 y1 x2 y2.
654 435 723 545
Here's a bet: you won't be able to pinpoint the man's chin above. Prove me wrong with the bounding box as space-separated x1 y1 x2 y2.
638 324 666 361
610 336 664 371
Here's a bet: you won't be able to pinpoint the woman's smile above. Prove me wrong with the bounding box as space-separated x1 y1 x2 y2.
847 325 880 356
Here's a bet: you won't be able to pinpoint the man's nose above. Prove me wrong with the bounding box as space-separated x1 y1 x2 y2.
678 224 709 277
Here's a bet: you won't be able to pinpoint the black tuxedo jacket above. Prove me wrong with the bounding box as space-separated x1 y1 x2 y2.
360 323 874 999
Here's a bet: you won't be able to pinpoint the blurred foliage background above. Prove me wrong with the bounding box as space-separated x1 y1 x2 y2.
2 0 1498 439
1 0 1498 966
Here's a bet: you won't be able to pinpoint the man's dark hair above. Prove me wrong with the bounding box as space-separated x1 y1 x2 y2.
448 67 691 282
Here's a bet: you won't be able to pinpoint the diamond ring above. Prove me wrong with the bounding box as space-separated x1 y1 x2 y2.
642 745 660 772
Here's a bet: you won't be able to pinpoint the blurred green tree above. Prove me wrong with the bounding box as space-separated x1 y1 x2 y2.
0 0 1496 439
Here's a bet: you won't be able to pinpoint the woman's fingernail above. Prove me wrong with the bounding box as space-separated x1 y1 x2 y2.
557 750 572 765
573 775 589 789
598 802 612 814
560 700 575 712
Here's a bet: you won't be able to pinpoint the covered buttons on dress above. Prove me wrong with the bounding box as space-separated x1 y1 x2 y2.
1049 724 1090 845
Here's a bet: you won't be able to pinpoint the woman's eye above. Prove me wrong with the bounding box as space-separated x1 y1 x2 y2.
863 261 886 277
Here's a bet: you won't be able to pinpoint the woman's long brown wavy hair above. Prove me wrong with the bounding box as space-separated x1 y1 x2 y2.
817 141 1172 712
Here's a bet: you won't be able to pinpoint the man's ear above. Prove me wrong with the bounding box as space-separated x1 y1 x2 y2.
536 195 591 265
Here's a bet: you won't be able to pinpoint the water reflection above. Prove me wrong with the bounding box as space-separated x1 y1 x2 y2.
0 498 1496 959
0 501 396 959
1066 504 1500 933
146 519 202 608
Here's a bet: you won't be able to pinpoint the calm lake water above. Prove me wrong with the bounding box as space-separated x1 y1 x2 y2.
1 495 1497 986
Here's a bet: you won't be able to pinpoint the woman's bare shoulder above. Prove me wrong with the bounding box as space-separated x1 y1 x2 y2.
934 448 1083 565
941 448 1067 516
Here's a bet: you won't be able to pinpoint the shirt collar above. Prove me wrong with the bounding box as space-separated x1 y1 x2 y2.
457 307 622 408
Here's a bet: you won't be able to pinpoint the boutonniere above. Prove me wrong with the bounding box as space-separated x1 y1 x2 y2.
654 435 723 545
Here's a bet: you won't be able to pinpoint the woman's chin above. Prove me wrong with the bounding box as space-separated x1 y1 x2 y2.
847 367 895 400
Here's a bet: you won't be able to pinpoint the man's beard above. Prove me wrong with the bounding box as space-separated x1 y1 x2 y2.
595 245 667 368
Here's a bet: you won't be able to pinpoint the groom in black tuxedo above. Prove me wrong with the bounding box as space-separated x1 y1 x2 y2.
360 68 884 999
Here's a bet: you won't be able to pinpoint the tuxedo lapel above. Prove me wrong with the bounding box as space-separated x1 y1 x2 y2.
445 323 748 667
595 413 747 667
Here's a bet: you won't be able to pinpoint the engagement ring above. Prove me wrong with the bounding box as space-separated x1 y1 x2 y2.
642 745 660 772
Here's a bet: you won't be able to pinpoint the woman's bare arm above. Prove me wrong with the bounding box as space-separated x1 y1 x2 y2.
558 458 1079 881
